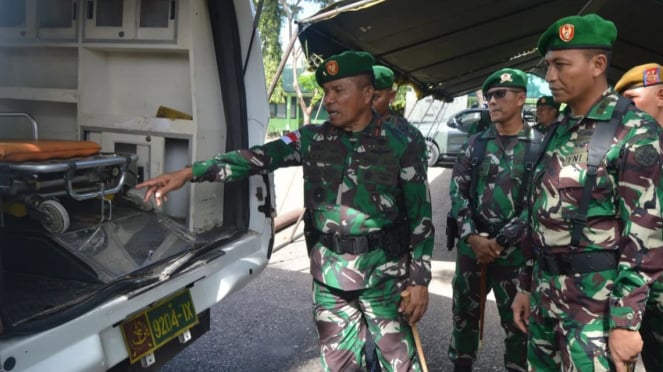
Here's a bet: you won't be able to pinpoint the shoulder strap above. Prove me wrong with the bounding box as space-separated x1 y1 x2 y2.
469 130 490 212
515 127 548 212
570 96 632 248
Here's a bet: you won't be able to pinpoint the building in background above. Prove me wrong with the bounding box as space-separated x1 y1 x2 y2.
267 65 328 138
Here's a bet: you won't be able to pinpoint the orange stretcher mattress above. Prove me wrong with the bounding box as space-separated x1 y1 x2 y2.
0 140 101 163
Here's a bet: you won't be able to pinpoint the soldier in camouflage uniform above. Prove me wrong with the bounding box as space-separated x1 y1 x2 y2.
511 14 663 372
615 63 663 372
372 65 427 168
534 96 560 133
448 68 532 372
136 51 434 372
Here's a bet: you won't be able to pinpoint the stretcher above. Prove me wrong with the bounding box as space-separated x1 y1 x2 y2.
0 114 137 233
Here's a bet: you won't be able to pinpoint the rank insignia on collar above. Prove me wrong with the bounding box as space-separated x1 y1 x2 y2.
500 73 512 83
559 24 575 42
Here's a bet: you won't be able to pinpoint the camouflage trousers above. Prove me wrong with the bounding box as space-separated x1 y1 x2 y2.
312 279 420 372
448 249 527 371
641 280 663 372
528 262 617 371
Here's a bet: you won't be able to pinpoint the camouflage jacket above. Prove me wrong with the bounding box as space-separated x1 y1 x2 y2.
191 115 434 291
519 89 663 330
381 110 428 169
449 124 537 265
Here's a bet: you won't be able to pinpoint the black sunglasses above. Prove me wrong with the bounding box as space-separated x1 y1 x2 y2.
484 89 521 101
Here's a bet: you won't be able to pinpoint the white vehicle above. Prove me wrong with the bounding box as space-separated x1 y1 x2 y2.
0 1 272 370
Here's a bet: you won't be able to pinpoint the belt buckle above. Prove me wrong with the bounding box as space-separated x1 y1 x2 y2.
332 234 353 254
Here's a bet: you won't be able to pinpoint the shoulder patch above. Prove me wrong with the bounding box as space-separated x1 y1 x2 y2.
634 144 659 168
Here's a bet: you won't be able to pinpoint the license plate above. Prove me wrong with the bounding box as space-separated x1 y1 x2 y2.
120 289 198 364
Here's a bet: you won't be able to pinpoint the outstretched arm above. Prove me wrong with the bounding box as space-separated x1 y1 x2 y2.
136 167 193 206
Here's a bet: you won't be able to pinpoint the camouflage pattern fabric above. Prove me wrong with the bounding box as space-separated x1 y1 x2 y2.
518 90 663 370
381 110 428 170
448 252 526 371
450 125 535 251
313 279 421 372
641 280 663 371
191 114 434 291
191 114 433 371
447 124 534 370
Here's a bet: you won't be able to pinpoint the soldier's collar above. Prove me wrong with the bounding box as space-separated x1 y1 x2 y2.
360 113 383 136
584 88 618 121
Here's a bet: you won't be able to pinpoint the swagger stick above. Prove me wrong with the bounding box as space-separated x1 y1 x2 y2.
400 290 429 372
478 232 490 349
479 262 487 349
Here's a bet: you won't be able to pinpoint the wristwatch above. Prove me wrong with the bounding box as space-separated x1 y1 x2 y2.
496 233 510 248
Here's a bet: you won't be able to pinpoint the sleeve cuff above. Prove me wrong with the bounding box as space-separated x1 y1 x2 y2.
609 304 643 331
408 258 431 286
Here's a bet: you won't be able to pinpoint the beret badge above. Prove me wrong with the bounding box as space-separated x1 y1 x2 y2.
325 60 339 76
558 23 575 42
500 73 513 83
644 67 661 86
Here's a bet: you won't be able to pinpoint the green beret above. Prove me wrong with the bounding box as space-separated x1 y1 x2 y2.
537 13 617 55
536 96 560 110
615 63 663 94
373 65 395 90
482 68 528 93
315 51 375 86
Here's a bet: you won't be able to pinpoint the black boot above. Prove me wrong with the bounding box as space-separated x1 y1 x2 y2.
453 360 472 372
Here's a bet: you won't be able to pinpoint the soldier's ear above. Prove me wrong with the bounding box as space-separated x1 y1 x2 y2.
363 86 375 104
590 53 608 78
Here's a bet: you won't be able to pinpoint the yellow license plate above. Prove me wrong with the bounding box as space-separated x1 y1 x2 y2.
120 289 198 364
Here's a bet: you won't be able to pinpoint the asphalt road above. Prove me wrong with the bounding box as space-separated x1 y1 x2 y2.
160 166 644 372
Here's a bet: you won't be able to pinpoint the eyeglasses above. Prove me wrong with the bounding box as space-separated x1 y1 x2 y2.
484 89 521 101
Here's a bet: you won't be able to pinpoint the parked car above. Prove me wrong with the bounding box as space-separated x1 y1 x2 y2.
413 105 537 168
411 105 488 168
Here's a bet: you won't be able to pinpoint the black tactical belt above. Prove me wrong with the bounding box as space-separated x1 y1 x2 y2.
319 231 384 255
536 250 619 275
473 219 505 238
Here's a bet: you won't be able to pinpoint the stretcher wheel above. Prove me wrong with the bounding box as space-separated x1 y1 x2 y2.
38 200 70 234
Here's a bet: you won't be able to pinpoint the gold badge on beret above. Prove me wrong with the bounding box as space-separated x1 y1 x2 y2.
539 97 545 104
644 67 661 86
325 60 339 76
500 73 513 83
559 24 575 42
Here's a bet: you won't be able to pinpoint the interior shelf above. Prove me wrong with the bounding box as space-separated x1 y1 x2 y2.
0 87 78 103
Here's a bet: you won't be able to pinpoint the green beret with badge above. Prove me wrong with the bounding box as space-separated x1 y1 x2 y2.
536 95 560 110
315 51 375 87
537 13 617 55
482 68 528 93
615 63 663 94
373 65 395 90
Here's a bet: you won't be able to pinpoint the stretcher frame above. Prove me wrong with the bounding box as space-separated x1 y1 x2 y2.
0 112 137 233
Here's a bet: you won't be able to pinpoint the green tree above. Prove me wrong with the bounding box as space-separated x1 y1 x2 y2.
255 0 285 104
281 0 334 124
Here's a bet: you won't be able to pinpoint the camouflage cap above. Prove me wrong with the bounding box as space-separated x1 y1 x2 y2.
536 95 560 110
614 63 663 94
537 13 617 56
315 51 375 87
482 68 528 93
373 65 395 90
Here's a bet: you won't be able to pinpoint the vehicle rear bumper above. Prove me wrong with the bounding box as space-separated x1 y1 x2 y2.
0 232 269 372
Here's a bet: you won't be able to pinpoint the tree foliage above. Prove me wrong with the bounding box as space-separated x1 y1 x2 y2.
255 0 285 104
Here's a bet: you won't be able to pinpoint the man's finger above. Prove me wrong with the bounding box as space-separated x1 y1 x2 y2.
613 360 627 372
513 313 527 333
